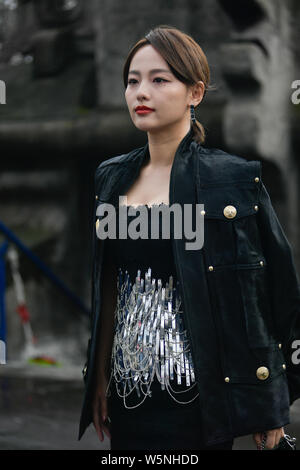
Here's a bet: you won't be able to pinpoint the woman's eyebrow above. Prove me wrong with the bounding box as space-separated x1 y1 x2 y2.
128 68 172 75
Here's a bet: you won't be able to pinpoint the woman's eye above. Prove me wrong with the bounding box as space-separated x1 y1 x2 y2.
153 77 167 83
128 77 167 85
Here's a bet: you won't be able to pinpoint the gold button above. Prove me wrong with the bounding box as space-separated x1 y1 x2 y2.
278 343 282 349
255 177 260 183
95 195 98 200
256 366 269 380
200 210 206 216
95 219 100 231
254 205 258 211
224 377 230 383
260 261 264 266
223 205 237 219
282 364 286 370
208 265 214 271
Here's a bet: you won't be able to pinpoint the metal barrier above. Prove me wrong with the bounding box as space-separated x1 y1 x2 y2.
0 240 8 364
0 220 91 364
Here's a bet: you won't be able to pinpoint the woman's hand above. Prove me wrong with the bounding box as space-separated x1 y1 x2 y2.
92 375 111 442
253 427 284 450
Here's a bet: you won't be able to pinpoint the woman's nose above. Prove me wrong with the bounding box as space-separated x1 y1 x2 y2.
136 82 150 100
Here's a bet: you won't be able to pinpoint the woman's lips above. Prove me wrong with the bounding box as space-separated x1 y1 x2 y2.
135 109 154 114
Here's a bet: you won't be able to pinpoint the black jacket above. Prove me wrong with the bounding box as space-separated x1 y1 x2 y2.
78 128 300 446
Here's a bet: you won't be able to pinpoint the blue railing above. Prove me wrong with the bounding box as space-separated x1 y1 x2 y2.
0 240 8 364
0 221 91 364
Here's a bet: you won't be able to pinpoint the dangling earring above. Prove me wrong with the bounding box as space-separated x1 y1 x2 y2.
190 104 196 124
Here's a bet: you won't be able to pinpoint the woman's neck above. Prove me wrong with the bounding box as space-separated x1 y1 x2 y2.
146 123 191 169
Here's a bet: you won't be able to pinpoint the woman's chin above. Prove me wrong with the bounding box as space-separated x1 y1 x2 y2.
133 119 170 133
134 122 158 132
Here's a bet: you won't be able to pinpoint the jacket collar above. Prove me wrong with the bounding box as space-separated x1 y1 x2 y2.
130 125 196 170
110 126 197 206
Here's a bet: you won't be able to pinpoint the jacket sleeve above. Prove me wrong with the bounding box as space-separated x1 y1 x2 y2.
82 162 107 385
256 169 300 405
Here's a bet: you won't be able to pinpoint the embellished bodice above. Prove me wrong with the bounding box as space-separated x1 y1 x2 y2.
106 203 199 408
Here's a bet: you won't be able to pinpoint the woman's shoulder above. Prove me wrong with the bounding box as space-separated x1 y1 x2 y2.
196 142 258 164
195 143 262 183
96 146 145 172
93 145 146 196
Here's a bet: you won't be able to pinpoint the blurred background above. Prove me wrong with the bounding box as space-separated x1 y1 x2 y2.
0 0 299 450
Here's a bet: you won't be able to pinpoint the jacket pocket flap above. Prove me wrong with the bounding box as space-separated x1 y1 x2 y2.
199 186 259 220
224 346 287 384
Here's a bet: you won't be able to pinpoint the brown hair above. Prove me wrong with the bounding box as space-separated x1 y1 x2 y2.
123 24 216 144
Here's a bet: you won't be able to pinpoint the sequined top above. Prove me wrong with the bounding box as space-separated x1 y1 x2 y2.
105 203 199 408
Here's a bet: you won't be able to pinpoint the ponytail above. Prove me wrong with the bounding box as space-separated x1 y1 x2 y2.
191 119 206 145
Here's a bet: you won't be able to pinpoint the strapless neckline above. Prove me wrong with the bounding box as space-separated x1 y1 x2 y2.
117 202 169 210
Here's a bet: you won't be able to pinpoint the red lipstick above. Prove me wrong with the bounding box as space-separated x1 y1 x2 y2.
135 105 155 115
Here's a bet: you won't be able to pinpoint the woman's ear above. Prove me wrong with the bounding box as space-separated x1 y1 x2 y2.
190 80 205 107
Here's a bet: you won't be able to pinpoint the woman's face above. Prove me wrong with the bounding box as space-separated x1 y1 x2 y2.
125 44 192 134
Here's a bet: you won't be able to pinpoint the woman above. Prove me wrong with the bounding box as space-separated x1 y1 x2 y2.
78 25 300 450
